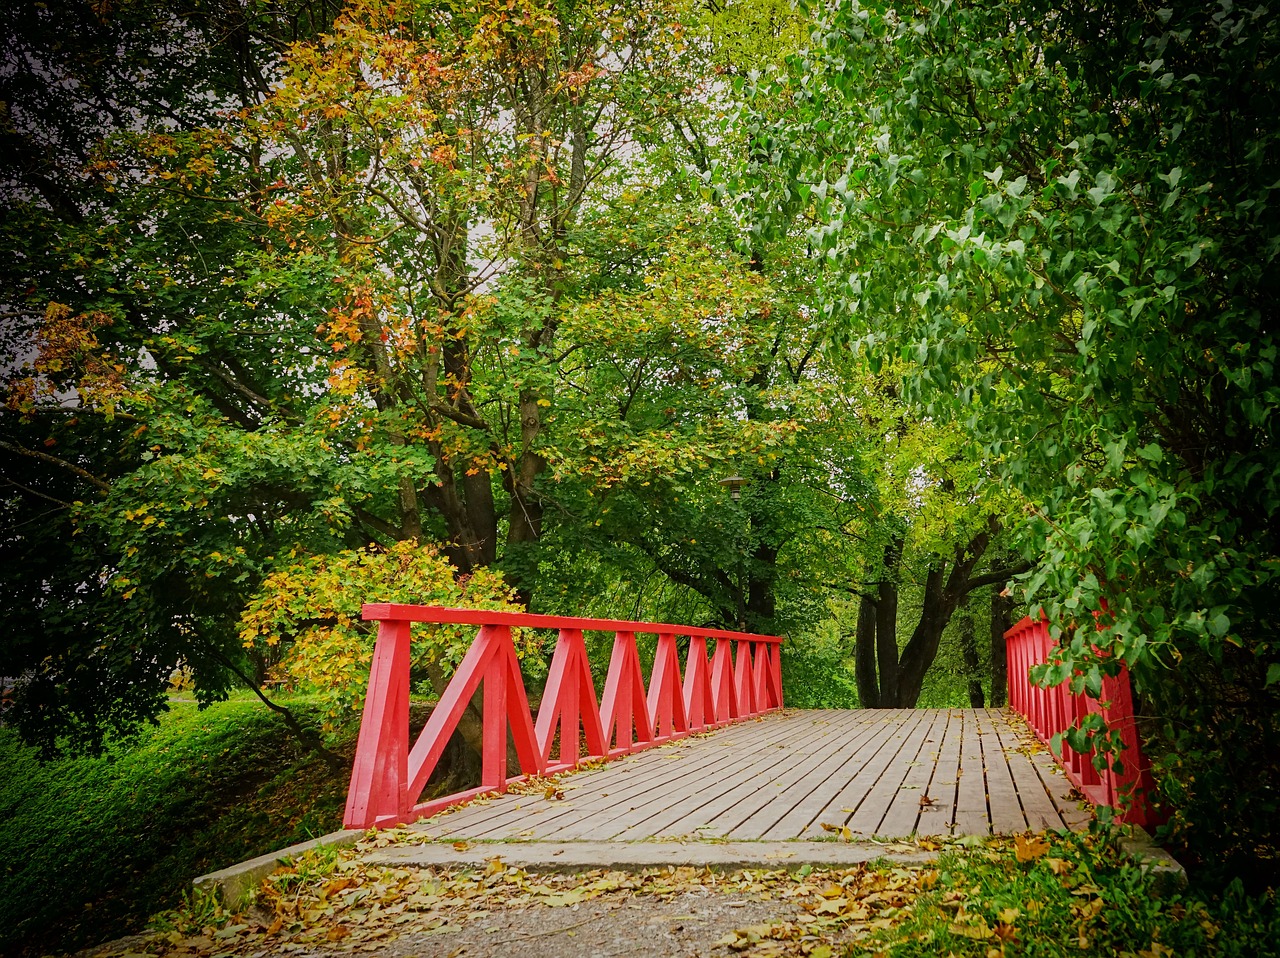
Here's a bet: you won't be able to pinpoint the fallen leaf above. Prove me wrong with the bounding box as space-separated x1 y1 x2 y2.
1014 833 1050 862
453 841 470 851
949 917 994 939
323 878 355 897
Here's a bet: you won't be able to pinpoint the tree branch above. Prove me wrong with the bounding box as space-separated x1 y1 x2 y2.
0 439 111 492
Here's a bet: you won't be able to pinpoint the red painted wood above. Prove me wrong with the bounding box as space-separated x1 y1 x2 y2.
1004 614 1159 827
710 637 739 723
535 628 608 773
751 642 769 712
361 603 783 643
600 630 654 755
343 618 410 827
344 605 785 829
734 642 756 718
683 636 715 732
647 633 690 743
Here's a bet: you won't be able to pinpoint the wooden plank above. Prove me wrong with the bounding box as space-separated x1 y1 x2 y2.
425 713 785 838
952 709 992 835
872 710 949 838
974 708 1027 833
531 714 827 840
926 709 964 834
656 710 872 839
573 712 847 840
926 708 963 834
436 714 788 839
735 711 889 839
997 709 1093 831
800 709 931 838
990 708 1065 830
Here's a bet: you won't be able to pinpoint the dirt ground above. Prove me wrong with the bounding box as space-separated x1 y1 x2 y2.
340 888 804 958
78 857 919 958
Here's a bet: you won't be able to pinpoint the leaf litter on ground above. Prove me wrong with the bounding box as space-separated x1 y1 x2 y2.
85 832 947 958
78 828 1280 958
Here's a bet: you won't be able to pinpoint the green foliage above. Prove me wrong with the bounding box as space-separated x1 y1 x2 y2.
864 831 1280 957
239 542 525 732
0 698 348 957
779 621 860 708
761 0 1280 867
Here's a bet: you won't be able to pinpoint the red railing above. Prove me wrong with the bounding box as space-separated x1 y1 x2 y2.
343 605 785 829
1005 615 1158 827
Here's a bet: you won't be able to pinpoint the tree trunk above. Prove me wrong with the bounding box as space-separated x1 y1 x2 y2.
893 564 947 707
891 519 995 708
874 536 904 707
957 599 985 708
990 589 1011 707
853 594 880 708
744 539 778 632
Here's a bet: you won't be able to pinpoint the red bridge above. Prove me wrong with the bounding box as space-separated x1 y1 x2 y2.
344 606 1155 840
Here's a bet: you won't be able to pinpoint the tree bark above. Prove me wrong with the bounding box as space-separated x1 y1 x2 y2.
957 599 986 708
990 589 1012 707
854 594 881 708
891 518 995 708
874 536 904 707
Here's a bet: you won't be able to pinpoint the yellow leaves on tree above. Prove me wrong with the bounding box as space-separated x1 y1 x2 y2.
5 302 128 415
238 542 524 733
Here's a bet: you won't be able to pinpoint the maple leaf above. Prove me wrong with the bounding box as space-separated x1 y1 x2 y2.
1014 833 1050 863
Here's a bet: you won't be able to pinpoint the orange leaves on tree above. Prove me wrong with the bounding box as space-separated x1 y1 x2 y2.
5 303 129 415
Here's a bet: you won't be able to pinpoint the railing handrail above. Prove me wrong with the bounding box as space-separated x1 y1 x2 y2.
361 603 785 642
1005 614 1158 828
344 603 785 829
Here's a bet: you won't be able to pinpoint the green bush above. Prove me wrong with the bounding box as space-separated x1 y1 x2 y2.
0 697 348 956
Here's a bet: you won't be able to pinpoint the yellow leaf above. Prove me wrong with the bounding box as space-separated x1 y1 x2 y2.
949 918 994 939
1014 833 1050 862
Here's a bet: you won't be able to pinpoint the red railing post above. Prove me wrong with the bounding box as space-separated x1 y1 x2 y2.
683 636 714 732
600 630 654 755
647 632 689 744
710 637 739 724
734 642 757 718
536 628 607 773
343 617 411 828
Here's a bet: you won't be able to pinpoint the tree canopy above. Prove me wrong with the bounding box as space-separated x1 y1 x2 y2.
3 0 1279 875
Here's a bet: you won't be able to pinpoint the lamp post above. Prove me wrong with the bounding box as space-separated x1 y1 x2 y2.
719 475 748 502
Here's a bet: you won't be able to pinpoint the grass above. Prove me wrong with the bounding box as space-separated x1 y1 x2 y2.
0 695 352 957
858 830 1280 957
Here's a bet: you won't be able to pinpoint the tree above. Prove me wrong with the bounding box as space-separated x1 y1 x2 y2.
1 0 838 751
771 0 1280 869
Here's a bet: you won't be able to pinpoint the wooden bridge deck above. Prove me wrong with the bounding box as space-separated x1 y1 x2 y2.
419 708 1092 841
